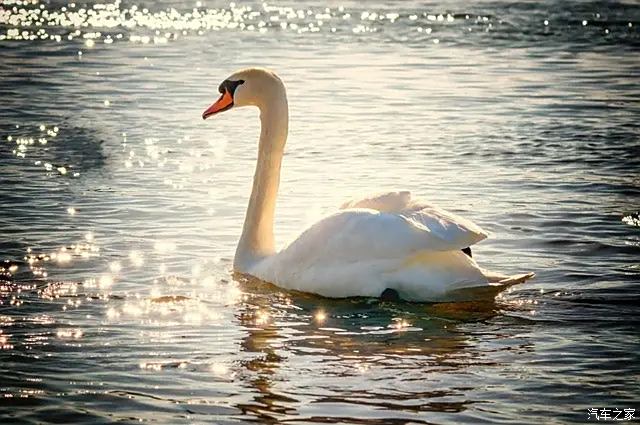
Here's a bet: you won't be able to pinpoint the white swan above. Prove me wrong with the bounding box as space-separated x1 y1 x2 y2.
202 68 534 302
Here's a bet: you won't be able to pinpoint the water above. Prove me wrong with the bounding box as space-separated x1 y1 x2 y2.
1 0 639 423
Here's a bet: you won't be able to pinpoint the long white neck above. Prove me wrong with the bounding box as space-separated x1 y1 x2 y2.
234 90 288 272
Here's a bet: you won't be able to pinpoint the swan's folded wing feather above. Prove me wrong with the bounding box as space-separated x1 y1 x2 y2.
340 191 411 212
275 209 467 271
403 203 488 249
341 191 488 249
253 208 493 298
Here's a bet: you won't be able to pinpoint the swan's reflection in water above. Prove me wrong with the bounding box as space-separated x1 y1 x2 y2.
232 274 508 423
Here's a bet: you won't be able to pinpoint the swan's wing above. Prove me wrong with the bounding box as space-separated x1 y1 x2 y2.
404 203 488 249
341 191 488 249
252 208 529 300
253 209 484 298
272 209 468 269
253 209 447 292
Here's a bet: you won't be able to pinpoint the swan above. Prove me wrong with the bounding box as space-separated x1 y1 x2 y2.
202 68 534 302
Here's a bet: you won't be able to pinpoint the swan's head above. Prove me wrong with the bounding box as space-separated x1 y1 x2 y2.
202 68 285 119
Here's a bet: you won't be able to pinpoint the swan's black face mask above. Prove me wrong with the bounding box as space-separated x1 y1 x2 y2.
202 79 245 119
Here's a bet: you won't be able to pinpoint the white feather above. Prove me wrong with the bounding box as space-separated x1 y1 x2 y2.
249 191 526 301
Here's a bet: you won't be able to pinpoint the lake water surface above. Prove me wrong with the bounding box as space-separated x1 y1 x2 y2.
1 0 639 423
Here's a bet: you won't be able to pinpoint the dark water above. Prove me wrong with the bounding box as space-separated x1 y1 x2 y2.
1 0 639 423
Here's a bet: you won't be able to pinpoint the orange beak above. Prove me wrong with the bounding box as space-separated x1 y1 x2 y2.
202 90 234 119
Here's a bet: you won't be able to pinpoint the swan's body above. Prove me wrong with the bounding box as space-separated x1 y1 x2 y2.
203 68 533 302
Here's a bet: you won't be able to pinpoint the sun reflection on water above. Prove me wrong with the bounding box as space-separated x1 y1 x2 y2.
3 0 603 52
56 328 83 339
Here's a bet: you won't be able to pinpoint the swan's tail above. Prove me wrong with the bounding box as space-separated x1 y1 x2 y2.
497 272 535 285
443 271 535 302
484 270 536 285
